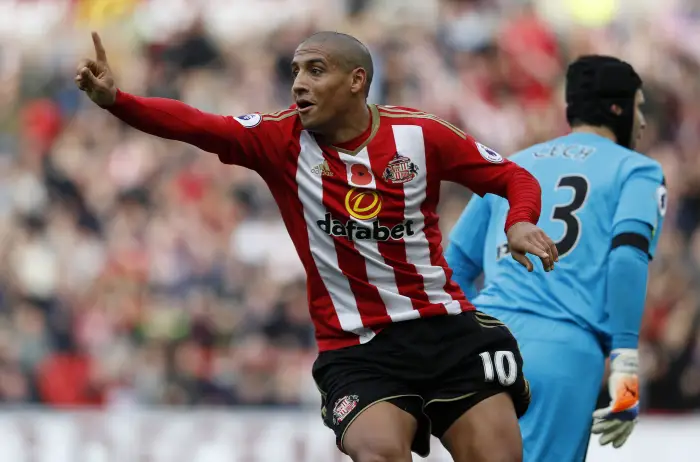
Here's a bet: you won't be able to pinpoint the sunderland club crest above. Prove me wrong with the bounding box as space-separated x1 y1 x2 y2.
332 395 359 425
383 153 419 184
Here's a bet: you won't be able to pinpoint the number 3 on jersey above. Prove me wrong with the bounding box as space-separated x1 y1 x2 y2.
551 175 589 257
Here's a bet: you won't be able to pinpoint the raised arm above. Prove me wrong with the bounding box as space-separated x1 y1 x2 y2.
75 32 285 170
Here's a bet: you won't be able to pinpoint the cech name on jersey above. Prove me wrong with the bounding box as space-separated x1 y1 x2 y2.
532 143 596 161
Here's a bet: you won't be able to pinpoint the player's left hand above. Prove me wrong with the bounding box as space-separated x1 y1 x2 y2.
506 222 558 272
591 349 639 448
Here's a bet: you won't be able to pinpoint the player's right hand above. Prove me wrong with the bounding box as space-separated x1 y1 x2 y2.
75 32 117 107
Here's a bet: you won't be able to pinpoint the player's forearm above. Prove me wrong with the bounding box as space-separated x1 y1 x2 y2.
607 219 653 350
502 168 542 232
106 90 233 155
607 245 649 350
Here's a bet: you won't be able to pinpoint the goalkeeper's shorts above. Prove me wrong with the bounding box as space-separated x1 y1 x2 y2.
485 307 606 462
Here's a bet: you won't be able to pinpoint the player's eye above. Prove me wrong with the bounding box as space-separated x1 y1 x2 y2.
291 69 299 78
311 67 323 76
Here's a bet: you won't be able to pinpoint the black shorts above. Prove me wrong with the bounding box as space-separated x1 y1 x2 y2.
312 310 531 457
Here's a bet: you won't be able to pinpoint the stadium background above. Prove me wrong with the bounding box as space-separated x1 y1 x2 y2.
0 0 698 460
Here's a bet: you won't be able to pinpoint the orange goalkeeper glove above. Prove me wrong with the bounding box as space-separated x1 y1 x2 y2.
591 348 639 448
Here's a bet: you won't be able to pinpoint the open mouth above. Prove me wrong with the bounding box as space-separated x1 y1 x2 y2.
296 100 315 114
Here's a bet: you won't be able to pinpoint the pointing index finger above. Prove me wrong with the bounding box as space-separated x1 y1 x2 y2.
92 31 108 63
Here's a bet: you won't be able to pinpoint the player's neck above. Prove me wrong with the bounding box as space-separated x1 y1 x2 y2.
571 125 618 143
321 103 371 146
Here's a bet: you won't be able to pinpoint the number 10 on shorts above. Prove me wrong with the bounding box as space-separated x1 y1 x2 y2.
479 351 517 386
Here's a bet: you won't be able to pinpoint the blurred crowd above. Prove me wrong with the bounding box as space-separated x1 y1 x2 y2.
0 0 698 412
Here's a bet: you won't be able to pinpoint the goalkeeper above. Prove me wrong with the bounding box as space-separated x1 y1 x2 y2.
445 55 666 461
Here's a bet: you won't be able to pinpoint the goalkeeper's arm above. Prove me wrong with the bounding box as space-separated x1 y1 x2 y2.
591 218 651 448
607 219 652 352
445 194 491 299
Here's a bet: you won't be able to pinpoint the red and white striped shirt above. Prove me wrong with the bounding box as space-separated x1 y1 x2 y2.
109 93 541 351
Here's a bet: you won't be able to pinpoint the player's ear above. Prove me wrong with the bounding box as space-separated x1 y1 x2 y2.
349 68 367 95
610 104 623 116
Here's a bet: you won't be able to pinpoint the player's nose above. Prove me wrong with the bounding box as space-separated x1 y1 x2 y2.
292 74 311 98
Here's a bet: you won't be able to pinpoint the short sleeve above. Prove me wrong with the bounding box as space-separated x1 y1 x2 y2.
613 162 665 232
613 161 666 258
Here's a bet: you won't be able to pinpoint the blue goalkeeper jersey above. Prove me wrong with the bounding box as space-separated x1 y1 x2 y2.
446 132 666 343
